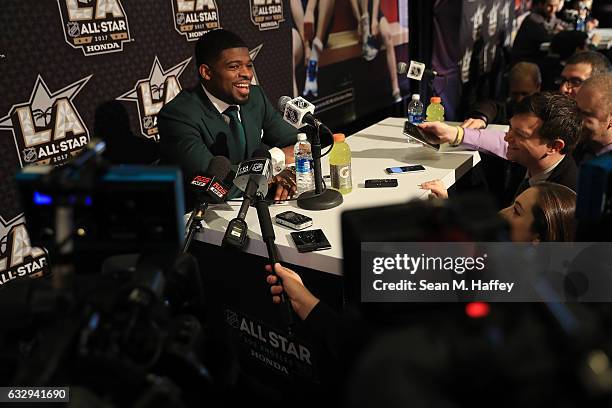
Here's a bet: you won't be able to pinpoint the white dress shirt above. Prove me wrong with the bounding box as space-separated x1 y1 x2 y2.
202 85 286 175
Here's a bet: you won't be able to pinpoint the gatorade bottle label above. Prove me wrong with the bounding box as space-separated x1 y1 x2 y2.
330 164 352 191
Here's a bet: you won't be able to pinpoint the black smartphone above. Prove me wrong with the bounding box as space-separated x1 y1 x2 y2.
365 179 398 188
403 121 440 151
290 229 331 253
385 165 426 174
275 211 313 230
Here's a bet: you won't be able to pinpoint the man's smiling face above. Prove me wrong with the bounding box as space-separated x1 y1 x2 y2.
200 47 253 105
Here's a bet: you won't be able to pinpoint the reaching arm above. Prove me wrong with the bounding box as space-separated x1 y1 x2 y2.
462 128 508 159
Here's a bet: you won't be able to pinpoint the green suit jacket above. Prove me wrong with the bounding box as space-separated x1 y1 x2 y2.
158 84 297 182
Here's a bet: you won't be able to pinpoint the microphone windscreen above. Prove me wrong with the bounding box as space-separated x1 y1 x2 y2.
397 62 408 74
278 95 292 113
251 148 271 160
207 156 232 180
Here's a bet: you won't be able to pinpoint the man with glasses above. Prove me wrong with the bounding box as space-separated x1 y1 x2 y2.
556 51 612 99
463 51 610 129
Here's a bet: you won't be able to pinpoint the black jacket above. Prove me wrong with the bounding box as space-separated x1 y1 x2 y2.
514 154 578 197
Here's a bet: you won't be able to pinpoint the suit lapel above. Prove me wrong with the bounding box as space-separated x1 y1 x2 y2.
196 87 242 163
239 100 259 158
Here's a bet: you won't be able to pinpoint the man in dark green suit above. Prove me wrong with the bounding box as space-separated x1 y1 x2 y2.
159 29 298 201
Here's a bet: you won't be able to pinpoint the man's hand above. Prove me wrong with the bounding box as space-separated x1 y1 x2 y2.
271 168 297 202
417 122 458 144
461 118 487 129
265 263 320 321
419 179 448 199
281 145 295 165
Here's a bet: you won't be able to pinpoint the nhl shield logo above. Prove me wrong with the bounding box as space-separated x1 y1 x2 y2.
22 148 37 163
286 109 299 125
225 309 239 328
176 13 185 25
143 116 154 130
67 21 80 37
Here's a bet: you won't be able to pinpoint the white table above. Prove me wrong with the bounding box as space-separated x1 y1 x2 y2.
193 117 498 276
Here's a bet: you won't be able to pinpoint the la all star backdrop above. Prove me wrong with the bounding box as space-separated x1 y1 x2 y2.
0 0 292 286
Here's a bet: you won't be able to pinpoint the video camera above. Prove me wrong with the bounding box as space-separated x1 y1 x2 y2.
4 147 217 406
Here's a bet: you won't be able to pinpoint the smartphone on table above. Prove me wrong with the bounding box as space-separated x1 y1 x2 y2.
384 165 426 174
275 211 313 230
290 229 331 253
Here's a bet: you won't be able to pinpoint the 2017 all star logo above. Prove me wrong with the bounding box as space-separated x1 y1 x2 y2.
250 0 285 31
56 0 132 56
0 217 50 288
0 75 91 167
117 56 191 140
171 0 220 41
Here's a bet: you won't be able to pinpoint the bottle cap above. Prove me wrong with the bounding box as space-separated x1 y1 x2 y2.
297 133 307 141
430 96 442 104
411 94 420 101
333 133 346 143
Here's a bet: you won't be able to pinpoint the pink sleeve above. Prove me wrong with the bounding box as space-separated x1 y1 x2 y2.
462 128 508 159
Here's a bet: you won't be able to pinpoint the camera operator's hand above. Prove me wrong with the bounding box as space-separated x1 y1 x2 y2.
419 179 448 199
270 169 297 202
265 263 319 321
418 122 458 144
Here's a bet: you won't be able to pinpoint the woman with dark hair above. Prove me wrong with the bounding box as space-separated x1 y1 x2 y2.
498 181 576 242
421 180 577 242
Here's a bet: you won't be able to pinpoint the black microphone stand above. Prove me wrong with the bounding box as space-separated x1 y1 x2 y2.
254 192 295 336
182 203 208 254
297 123 343 210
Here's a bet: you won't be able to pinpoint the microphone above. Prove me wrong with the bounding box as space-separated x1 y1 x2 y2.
397 61 442 81
69 138 107 170
44 138 107 188
278 96 343 211
189 175 230 205
189 156 232 204
222 149 272 249
278 96 319 129
183 156 232 253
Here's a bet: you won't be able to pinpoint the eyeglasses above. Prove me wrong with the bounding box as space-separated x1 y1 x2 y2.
554 76 585 88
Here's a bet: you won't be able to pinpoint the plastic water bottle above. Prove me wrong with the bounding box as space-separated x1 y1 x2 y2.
426 96 445 122
576 16 586 32
329 133 352 194
407 94 424 124
294 133 314 195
